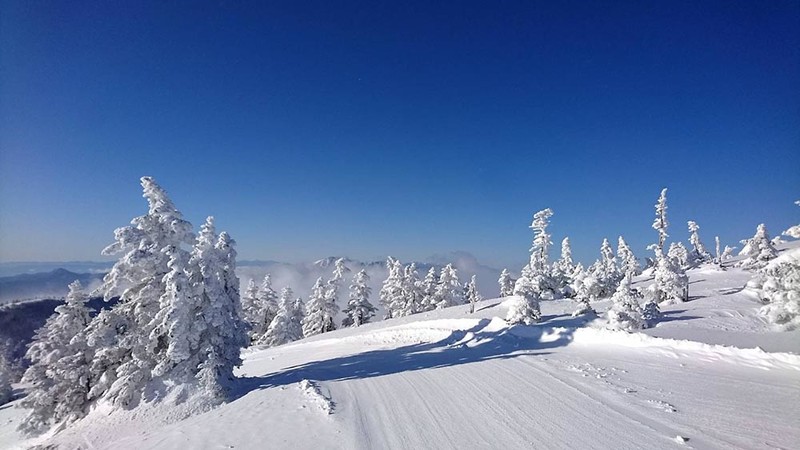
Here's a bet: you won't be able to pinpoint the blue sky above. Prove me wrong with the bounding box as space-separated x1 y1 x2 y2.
1 0 798 269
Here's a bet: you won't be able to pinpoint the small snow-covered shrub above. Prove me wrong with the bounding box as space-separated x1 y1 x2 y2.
606 278 645 331
749 247 800 330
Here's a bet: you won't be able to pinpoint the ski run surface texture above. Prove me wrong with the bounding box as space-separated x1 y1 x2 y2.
1 266 799 449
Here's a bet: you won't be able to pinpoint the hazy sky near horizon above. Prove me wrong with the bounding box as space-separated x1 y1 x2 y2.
1 0 798 269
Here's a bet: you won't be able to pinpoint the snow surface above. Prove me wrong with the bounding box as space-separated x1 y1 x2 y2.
2 266 799 449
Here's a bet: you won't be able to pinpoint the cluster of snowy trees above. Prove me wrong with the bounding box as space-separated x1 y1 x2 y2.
379 258 481 319
502 188 750 331
243 256 483 348
242 258 379 347
17 177 248 434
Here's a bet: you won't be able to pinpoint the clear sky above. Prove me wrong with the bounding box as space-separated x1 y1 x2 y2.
1 0 798 269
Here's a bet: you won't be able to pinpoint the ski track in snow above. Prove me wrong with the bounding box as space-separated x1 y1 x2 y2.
2 264 799 449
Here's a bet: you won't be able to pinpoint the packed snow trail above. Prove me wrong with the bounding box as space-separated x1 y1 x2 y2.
34 308 798 450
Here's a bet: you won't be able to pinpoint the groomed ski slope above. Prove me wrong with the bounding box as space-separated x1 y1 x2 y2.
3 267 799 449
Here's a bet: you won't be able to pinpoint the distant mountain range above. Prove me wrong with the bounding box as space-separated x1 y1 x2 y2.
0 254 504 306
0 269 106 304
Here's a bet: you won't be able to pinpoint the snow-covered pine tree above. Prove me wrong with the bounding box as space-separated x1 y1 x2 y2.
258 287 298 347
400 263 422 316
551 237 576 297
715 236 722 268
87 176 195 408
596 238 622 296
435 264 463 309
498 268 515 297
379 257 405 318
323 258 348 328
652 188 669 253
240 279 261 342
507 275 541 325
252 274 279 343
18 281 92 434
649 245 689 305
302 277 333 337
617 236 639 282
571 264 599 317
465 275 482 314
342 270 377 327
149 245 197 382
420 266 439 312
721 245 736 261
526 208 556 297
739 224 778 269
530 208 554 272
751 247 800 330
687 221 712 266
641 298 661 328
289 298 306 341
667 242 690 270
606 277 645 331
194 230 249 399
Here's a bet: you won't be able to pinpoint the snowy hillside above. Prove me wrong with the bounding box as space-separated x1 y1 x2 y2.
3 265 798 449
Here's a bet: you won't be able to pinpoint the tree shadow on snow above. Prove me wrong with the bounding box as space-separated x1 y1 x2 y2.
657 310 703 323
234 316 587 399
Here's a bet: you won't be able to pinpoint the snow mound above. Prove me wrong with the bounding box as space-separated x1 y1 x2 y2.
298 380 334 415
571 327 800 371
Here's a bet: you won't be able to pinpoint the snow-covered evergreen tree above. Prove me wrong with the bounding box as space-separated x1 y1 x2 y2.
667 242 690 269
258 287 300 347
551 237 576 297
715 236 722 267
435 264 463 309
687 221 712 266
323 258 348 328
739 224 778 269
721 245 736 261
252 274 279 343
507 275 541 325
289 298 306 341
524 208 556 297
649 245 689 305
19 281 92 434
149 245 197 382
530 208 554 271
617 236 639 282
399 263 422 316
594 238 622 296
420 267 439 312
88 176 195 408
342 270 377 327
652 188 669 253
498 268 515 297
642 298 661 328
749 247 800 330
240 279 261 342
379 257 405 318
195 230 249 398
606 277 645 331
465 275 482 313
302 277 334 337
571 265 599 317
